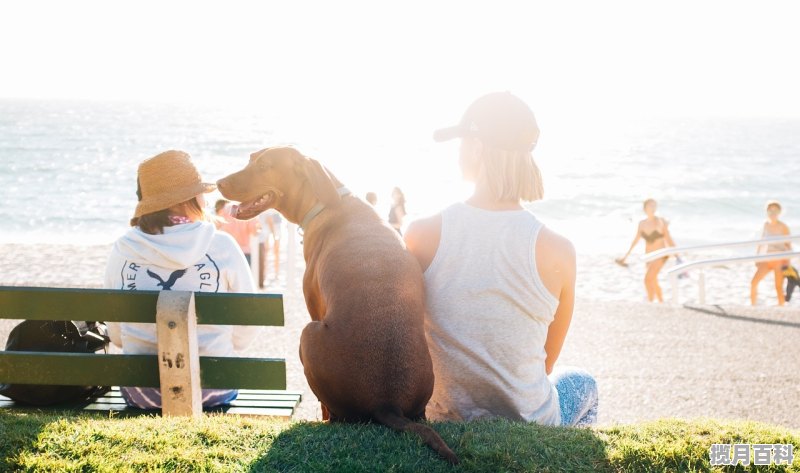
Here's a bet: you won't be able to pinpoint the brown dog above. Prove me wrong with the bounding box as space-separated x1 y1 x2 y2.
217 147 458 464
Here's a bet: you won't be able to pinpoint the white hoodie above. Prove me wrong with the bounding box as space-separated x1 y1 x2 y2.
104 221 258 357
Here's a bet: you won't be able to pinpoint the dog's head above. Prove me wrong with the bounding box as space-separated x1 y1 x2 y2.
217 146 343 221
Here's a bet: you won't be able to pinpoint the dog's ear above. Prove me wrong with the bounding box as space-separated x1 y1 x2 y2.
303 158 341 207
249 147 274 165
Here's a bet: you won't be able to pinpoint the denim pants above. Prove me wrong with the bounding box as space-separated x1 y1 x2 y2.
121 387 239 409
548 366 599 427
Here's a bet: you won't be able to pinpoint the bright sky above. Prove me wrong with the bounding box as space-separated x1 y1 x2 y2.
2 0 799 122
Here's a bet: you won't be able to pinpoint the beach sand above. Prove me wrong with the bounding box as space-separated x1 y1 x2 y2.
1 242 798 428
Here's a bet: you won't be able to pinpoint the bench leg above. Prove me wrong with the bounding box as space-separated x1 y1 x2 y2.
156 291 202 417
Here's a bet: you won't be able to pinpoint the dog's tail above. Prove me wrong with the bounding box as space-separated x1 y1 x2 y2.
373 406 459 465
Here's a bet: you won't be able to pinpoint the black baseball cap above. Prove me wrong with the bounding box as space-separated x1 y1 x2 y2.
433 92 540 152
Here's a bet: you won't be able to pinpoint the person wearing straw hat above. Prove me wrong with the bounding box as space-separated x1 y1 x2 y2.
405 92 597 427
103 150 258 409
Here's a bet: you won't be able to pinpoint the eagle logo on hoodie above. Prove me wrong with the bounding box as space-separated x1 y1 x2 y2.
146 269 187 290
120 255 220 292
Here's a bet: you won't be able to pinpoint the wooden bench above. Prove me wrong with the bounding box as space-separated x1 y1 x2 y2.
0 286 301 417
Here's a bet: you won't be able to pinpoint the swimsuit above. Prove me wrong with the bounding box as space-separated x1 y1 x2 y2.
761 225 789 269
764 226 789 253
641 230 664 244
642 225 667 266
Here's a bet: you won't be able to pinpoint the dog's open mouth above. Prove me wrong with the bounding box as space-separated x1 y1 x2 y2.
233 190 279 220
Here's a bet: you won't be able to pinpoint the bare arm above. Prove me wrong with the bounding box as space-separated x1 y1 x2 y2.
663 219 676 248
782 222 792 251
757 223 767 254
541 232 576 375
618 224 642 263
403 214 442 272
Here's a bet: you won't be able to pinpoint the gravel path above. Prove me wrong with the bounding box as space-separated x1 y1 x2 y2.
280 295 800 428
561 299 800 428
1 243 798 428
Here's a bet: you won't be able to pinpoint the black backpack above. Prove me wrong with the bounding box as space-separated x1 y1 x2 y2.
0 320 111 406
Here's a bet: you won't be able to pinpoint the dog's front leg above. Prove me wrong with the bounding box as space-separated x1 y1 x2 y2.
302 271 327 321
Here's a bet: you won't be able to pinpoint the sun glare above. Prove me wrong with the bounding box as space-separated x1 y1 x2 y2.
1 0 798 247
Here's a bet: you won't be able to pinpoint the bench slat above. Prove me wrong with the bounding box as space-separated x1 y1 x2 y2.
85 389 302 402
0 400 296 417
0 352 286 390
0 390 301 417
0 287 283 326
200 356 287 389
210 406 295 416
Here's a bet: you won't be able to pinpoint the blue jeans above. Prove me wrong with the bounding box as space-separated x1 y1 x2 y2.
121 387 239 409
548 366 598 427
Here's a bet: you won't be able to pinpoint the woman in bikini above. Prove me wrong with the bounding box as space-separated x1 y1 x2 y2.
751 200 791 306
616 198 676 302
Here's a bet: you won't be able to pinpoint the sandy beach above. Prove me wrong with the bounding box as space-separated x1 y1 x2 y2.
1 242 798 428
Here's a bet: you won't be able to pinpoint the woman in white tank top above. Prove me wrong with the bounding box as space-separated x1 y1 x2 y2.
405 92 597 426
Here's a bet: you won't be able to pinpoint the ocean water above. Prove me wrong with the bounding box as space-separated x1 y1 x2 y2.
1 100 798 304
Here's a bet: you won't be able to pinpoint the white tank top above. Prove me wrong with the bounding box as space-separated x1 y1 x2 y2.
423 202 561 425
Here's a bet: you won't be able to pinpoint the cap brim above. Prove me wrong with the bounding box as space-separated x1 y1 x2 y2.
433 125 464 143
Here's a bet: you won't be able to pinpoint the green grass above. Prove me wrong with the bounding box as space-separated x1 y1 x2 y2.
0 411 797 472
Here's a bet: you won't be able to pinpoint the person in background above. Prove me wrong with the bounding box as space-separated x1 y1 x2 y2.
751 200 791 306
365 191 378 207
389 187 406 234
784 265 799 302
214 199 229 227
216 199 259 266
405 92 597 427
104 150 257 409
257 209 282 287
616 198 676 303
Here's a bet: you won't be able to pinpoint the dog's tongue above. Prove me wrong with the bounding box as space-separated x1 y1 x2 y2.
232 192 275 220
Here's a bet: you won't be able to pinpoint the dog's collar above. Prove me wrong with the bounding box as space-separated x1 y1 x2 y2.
299 203 325 234
298 187 351 234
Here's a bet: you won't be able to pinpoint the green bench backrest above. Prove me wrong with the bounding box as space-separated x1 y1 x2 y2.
0 287 286 390
0 287 283 325
0 352 285 389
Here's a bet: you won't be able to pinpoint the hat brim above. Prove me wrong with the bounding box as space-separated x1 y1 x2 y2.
134 182 217 219
433 125 465 143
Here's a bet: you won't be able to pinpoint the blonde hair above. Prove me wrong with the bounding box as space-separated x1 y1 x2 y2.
476 148 544 202
643 198 657 210
766 200 782 212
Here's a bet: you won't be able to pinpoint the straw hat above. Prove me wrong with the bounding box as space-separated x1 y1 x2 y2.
133 150 216 219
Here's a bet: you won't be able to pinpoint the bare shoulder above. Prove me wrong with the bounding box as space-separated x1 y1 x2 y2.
404 213 442 248
537 227 576 271
535 226 576 298
404 213 443 272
